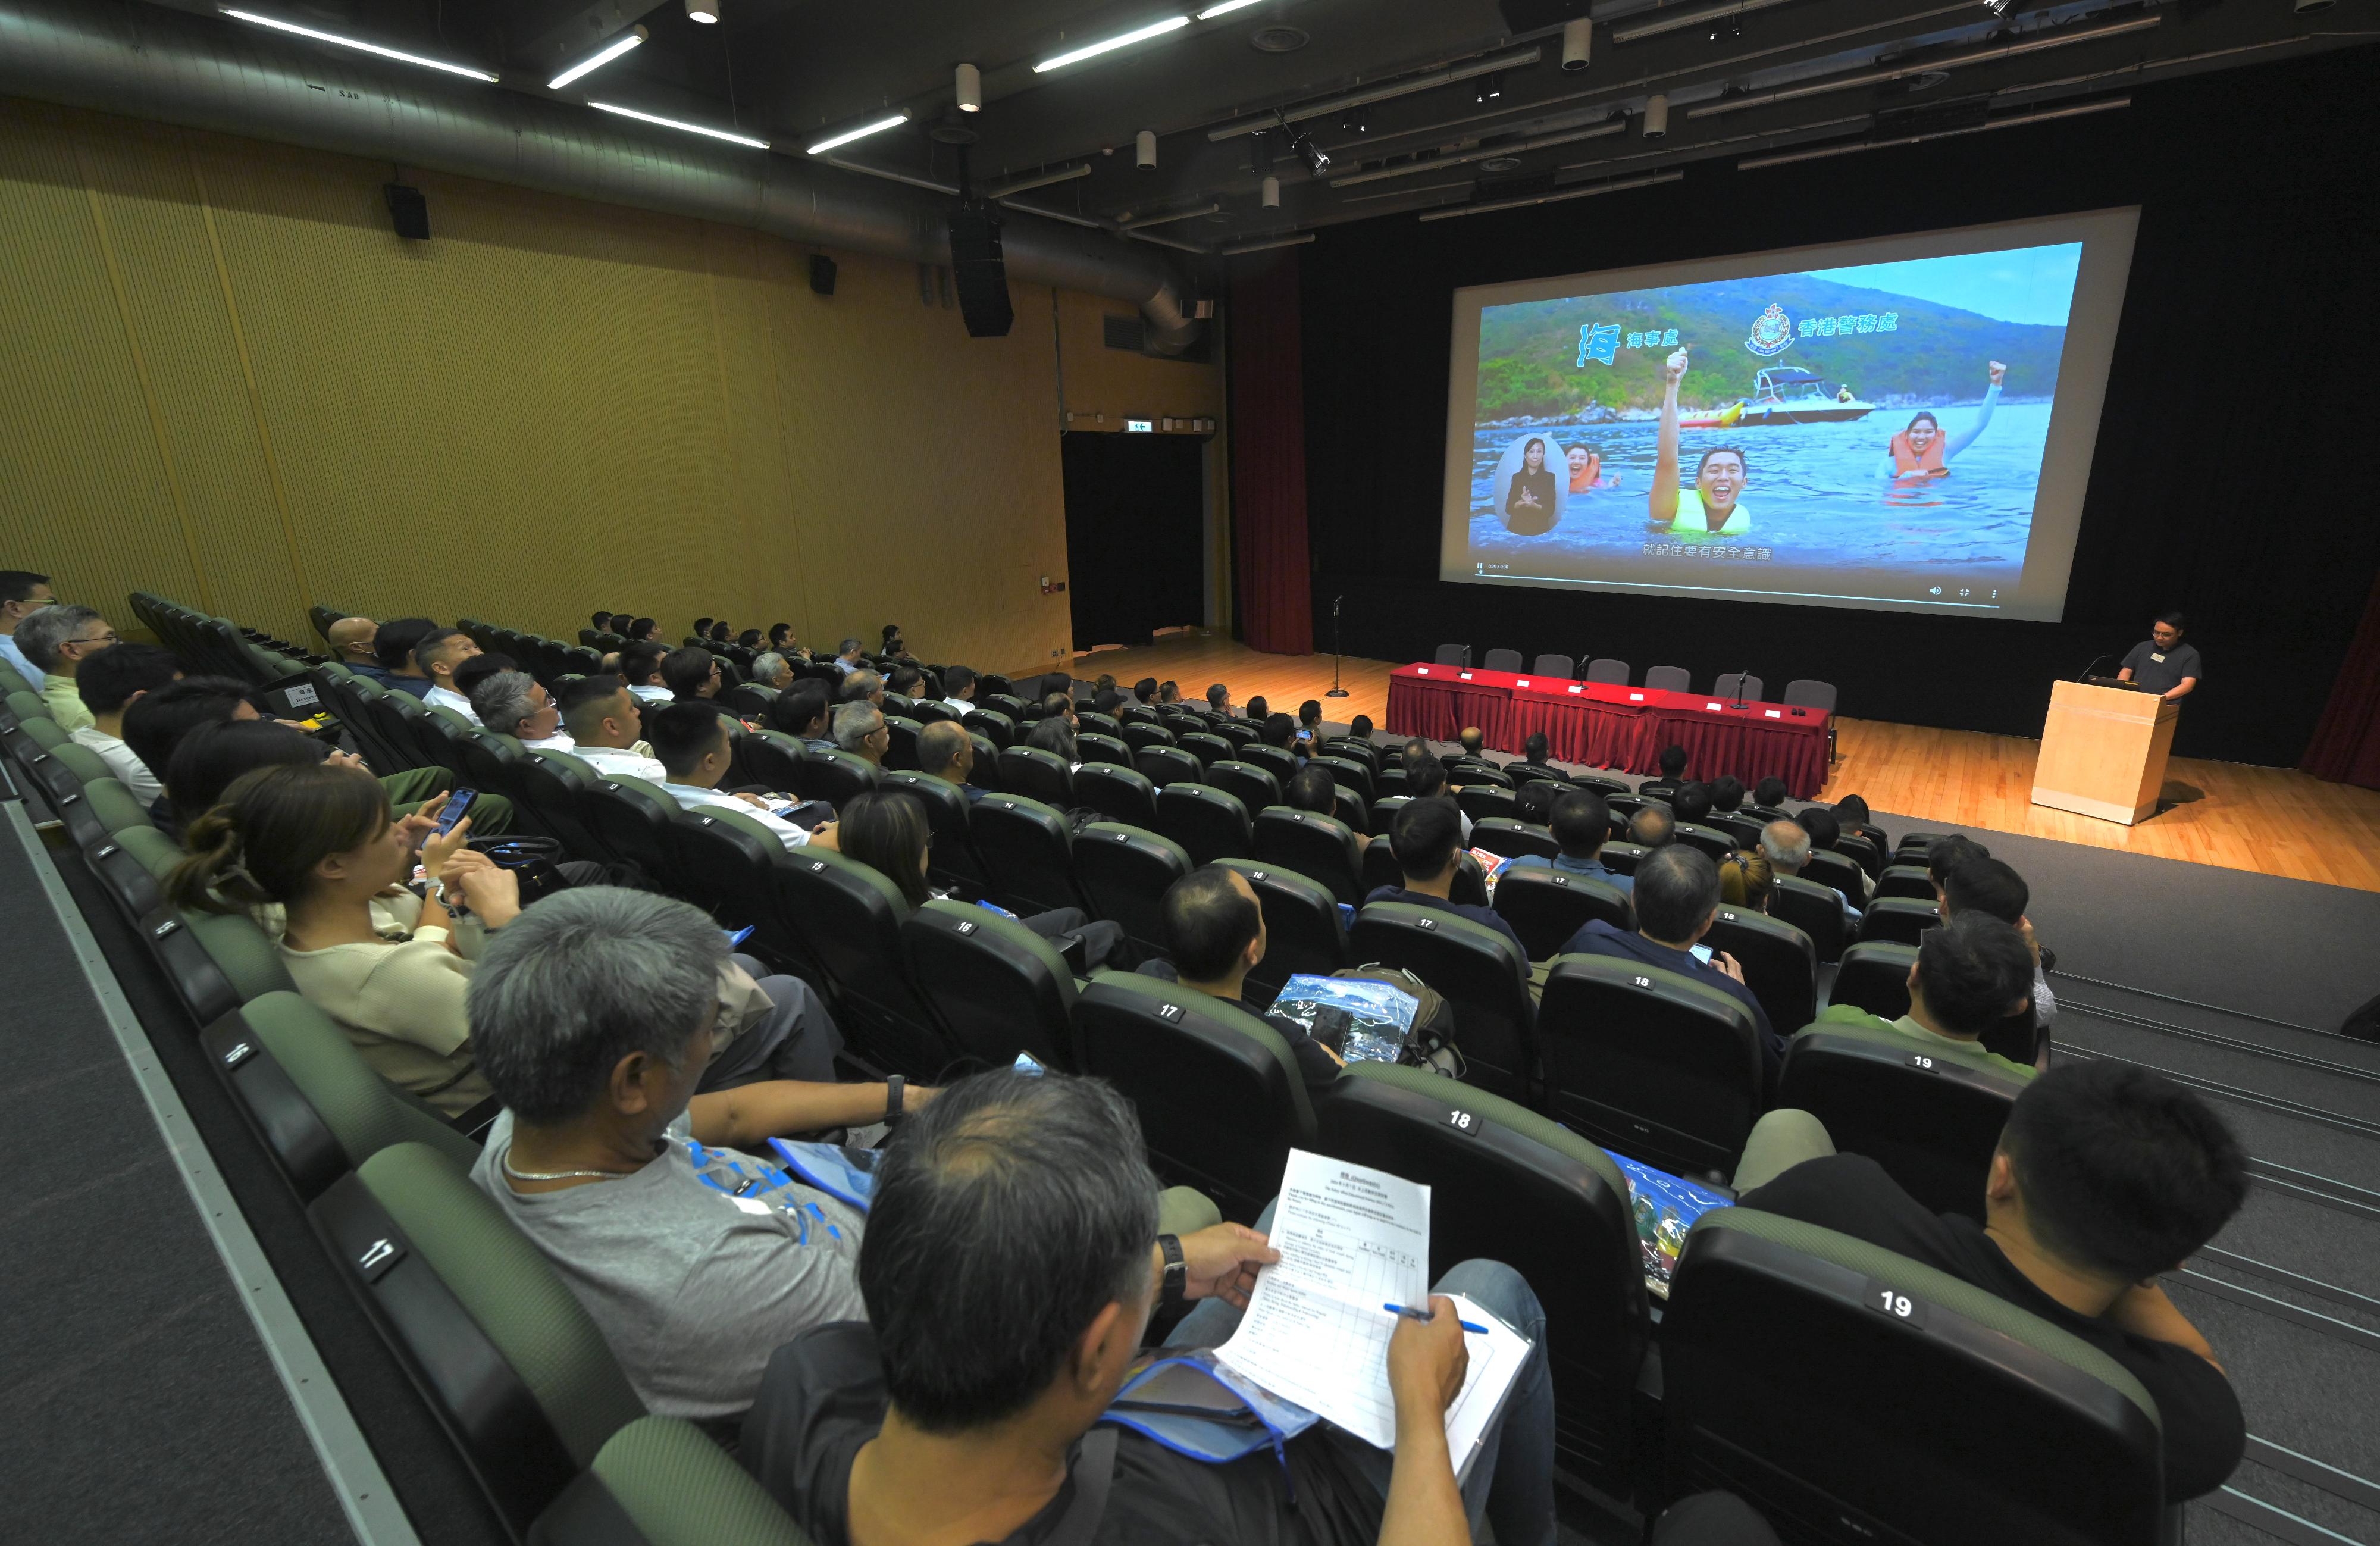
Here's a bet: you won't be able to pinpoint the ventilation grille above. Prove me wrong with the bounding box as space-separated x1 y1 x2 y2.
1103 315 1147 352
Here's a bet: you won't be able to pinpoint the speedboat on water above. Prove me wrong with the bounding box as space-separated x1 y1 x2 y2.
1680 367 1876 428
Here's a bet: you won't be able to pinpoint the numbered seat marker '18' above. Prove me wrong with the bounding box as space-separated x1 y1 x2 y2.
1864 1278 1927 1328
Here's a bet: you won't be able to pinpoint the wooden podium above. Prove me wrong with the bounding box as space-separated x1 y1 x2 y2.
2031 680 2180 825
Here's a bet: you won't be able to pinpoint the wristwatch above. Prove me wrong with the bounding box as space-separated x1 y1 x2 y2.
1157 1234 1188 1306
884 1074 906 1127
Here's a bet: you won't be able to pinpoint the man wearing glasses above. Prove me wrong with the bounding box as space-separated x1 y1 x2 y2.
15 603 119 733
0 570 56 687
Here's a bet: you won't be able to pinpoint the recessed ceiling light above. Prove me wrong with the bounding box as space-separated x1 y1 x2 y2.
1481 156 1523 172
590 101 768 148
1035 16 1192 74
547 27 645 90
1250 25 1309 52
685 0 718 22
807 114 910 155
220 9 498 80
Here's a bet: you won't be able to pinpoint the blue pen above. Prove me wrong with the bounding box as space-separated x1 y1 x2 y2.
1383 1302 1490 1335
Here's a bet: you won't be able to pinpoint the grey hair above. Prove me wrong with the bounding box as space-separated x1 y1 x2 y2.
16 603 99 672
468 669 541 738
751 651 788 684
834 699 885 751
840 668 883 703
466 887 728 1122
1759 818 1812 873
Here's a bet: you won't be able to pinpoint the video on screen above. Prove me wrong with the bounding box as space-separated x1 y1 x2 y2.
1440 212 2137 621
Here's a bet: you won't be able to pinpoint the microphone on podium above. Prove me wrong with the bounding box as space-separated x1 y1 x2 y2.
1729 668 1751 709
2076 653 2112 683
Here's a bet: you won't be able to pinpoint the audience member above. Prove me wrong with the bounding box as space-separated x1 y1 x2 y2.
1925 834 1991 896
1642 743 1689 798
325 615 396 686
624 616 658 643
1507 790 1630 892
450 651 518 713
1025 712 1078 771
1517 731 1554 771
1366 797 1526 956
1158 680 1181 705
0 568 55 685
1286 763 1364 850
841 669 885 708
1629 805 1675 849
831 638 865 675
557 674 666 781
1245 694 1270 724
838 791 1118 967
1039 690 1079 730
1091 687 1124 716
1458 725 1486 761
1795 806 1872 903
1737 1060 2249 1500
415 628 484 722
165 718 328 836
1807 912 2038 1079
1205 682 1233 716
1711 775 1746 814
1297 699 1324 744
590 611 613 636
693 618 715 643
768 623 802 658
767 681 837 753
742 1069 1557 1546
1137 866 1344 1081
1348 712 1373 742
663 646 733 712
879 623 904 658
1401 754 1474 841
1941 856 2058 1033
1261 712 1301 758
1760 818 1859 929
1717 850 1774 913
1833 793 1884 848
371 618 440 698
647 703 831 852
18 603 117 730
709 621 733 646
1561 844 1782 1079
835 701 890 767
472 669 572 751
750 652 794 692
70 641 180 802
915 720 980 800
1673 781 1714 825
738 628 765 652
1747 775 1790 816
1133 676 1158 706
938 664 979 716
886 664 924 702
122 675 259 813
468 886 922 1424
1515 778 1560 827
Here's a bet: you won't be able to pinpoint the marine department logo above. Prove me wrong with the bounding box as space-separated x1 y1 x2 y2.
1743 303 1795 358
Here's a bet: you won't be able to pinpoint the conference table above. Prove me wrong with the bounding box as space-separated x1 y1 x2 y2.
1383 662 1833 799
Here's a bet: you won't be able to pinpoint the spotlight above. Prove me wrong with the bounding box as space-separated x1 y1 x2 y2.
685 0 717 21
1291 132 1330 175
1643 93 1669 139
1475 71 1505 104
956 61 981 112
1136 129 1158 171
1561 17 1593 71
1261 174 1280 208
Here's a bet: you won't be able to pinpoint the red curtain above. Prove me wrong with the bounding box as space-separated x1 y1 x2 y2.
2301 565 2380 788
1229 252 1314 655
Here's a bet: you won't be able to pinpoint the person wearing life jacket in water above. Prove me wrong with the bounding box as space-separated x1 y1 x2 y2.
1650 348 1750 536
1875 360 2006 480
1565 443 1604 495
1503 436 1562 536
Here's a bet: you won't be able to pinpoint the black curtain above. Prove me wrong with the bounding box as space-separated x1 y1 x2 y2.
1292 47 2380 768
1062 431 1205 649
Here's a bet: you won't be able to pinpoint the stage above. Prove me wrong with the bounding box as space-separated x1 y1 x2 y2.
1074 633 2380 893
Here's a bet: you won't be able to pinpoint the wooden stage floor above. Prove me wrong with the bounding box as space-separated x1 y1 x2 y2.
1078 633 2380 893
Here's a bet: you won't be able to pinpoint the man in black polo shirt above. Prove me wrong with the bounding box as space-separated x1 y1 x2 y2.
2117 612 2202 703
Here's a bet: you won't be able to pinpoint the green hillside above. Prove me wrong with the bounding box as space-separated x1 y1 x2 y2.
1475 274 2066 420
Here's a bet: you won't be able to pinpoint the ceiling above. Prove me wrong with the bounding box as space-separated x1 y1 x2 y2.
148 0 2373 257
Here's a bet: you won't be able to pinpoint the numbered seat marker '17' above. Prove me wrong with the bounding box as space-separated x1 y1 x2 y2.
1864 1279 1927 1328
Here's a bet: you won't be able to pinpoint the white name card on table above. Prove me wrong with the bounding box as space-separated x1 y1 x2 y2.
1629 693 1644 702
1417 667 1430 675
1460 672 1473 680
1706 701 1724 711
1568 685 1583 694
1516 678 1531 687
1765 709 1783 719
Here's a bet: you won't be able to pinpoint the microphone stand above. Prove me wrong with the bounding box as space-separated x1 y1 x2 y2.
1730 667 1750 710
1325 594 1349 697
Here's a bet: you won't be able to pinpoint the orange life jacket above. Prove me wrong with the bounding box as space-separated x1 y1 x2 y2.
1890 428 1947 476
1568 454 1602 493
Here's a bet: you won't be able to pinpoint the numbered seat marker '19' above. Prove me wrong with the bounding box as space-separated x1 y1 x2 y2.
1864 1279 1927 1328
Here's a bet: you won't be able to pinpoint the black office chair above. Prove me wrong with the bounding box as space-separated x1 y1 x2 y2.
1704 905 1817 1040
1661 1208 2169 1546
1433 643 1469 667
1216 859 1351 996
1778 1025 2028 1220
1152 783 1254 865
1250 806 1365 905
1584 658 1630 685
1072 822 1193 963
1538 956 1764 1181
1348 902 1535 1101
1712 672 1766 703
1491 867 1629 960
1532 653 1576 680
901 899 1079 1071
1644 666 1692 693
1482 647 1524 672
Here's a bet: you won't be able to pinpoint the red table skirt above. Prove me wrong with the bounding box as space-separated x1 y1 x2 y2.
1385 665 1831 799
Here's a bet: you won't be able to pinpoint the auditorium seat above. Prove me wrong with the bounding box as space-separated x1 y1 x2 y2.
732 728 806 795
1895 831 1951 864
1250 806 1365 905
1371 766 1410 801
1858 897 1943 946
86 825 179 925
1136 744 1205 789
668 805 790 957
969 794 1092 918
1325 736 1381 768
1451 760 1515 789
901 900 1078 1070
1537 956 1764 1182
311 1143 649 1537
1360 837 1404 896
1347 902 1535 1100
1712 813 1767 850
1769 874 1851 964
1238 743 1300 787
1571 772 1629 796
1216 859 1350 995
873 770 984 894
1777 1023 2027 1221
1312 1062 1647 1493
1704 905 1817 1041
1585 658 1630 685
981 691 1028 721
1645 665 1692 693
1829 941 1919 1019
1077 731 1132 770
1875 863 1937 901
1204 759 1282 815
1469 817 1559 861
1078 711 1122 738
1800 847 1868 907
1121 722 1177 755
1532 653 1576 680
1483 647 1524 672
1309 753 1375 803
1456 785 1520 824
802 748 882 810
882 716 924 771
1675 822 1739 862
997 745 1075 808
1176 730 1233 771
515 751 610 865
1712 672 1765 702
1599 840 1649 875
1072 972 1315 1223
139 905 295 1028
533 1416 819 1546
1216 721 1261 751
1073 762 1161 830
1153 783 1254 865
777 847 948 1077
1661 1209 2168 1546
204 992 481 1203
1433 643 1468 667
1836 831 1884 879
962 708 1015 749
578 777 682 891
1492 867 1629 960
1072 822 1192 962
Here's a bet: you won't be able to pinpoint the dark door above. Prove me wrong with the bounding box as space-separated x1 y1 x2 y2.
1061 431 1205 649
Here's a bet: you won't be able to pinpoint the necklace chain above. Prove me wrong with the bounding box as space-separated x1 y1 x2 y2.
502 1156 630 1184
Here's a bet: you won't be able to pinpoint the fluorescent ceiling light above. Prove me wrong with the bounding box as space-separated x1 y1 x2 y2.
548 28 644 91
984 164 1092 198
590 101 769 149
1220 233 1317 255
1609 0 1796 45
1035 15 1191 74
1197 0 1265 15
1118 202 1222 229
807 114 909 155
221 9 499 81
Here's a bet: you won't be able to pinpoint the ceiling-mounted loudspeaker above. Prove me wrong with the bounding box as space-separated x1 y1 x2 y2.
1136 129 1158 171
685 0 718 21
1561 18 1592 71
1642 93 1669 139
1261 174 1280 208
956 62 981 112
809 254 837 296
947 206 1014 337
383 181 429 240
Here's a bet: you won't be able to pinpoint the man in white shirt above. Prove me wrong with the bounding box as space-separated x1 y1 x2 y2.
0 569 55 687
68 641 180 803
621 640 675 705
938 663 979 718
416 628 484 722
471 668 575 752
648 702 836 853
558 674 669 781
829 638 865 676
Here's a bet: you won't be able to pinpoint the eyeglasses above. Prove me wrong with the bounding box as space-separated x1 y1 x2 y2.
65 630 119 649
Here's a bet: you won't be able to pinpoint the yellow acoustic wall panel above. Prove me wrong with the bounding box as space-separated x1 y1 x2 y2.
0 97 1213 676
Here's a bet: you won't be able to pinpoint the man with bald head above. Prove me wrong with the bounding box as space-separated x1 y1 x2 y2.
325 615 400 688
916 719 982 802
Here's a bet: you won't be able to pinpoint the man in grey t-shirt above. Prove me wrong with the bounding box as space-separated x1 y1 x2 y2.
461 888 913 1425
2119 612 2202 702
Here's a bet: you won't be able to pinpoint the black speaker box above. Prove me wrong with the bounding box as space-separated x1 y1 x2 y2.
809 253 837 295
382 181 429 241
947 206 1014 338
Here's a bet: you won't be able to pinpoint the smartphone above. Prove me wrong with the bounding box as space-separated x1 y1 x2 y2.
431 788 477 837
723 925 756 948
1689 943 1714 966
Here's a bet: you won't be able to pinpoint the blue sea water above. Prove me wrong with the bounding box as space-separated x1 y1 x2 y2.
1469 399 2052 575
